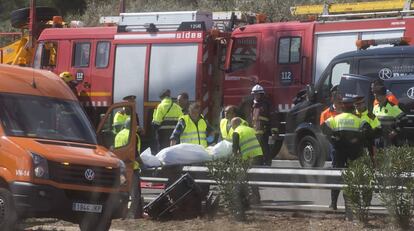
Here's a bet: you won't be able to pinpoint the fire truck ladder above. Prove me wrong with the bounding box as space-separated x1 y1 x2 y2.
291 0 414 18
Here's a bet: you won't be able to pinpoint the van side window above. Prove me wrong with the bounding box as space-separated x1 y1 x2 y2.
331 62 350 86
95 41 110 68
320 61 350 101
73 42 90 67
230 37 257 72
33 42 58 69
278 37 301 64
97 106 132 149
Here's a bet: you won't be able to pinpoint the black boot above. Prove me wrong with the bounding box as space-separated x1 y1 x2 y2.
330 190 339 210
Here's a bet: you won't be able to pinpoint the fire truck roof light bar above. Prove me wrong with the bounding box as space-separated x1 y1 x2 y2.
318 10 414 19
356 37 411 50
291 0 413 16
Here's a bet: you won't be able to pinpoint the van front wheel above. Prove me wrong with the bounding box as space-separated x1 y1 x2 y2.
79 214 112 231
0 188 17 231
298 135 324 168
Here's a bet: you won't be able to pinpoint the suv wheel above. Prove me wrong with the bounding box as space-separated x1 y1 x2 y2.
79 214 112 231
0 188 17 231
298 135 324 167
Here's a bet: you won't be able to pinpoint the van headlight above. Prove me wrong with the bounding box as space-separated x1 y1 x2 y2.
119 160 127 186
31 152 49 179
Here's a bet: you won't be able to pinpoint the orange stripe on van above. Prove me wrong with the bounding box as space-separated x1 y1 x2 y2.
86 92 112 97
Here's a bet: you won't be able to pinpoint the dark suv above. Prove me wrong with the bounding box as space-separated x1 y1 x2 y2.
284 46 414 167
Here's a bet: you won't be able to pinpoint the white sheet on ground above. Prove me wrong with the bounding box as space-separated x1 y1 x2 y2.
140 147 162 168
156 143 211 166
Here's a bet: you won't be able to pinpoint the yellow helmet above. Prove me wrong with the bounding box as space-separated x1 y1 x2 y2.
17 57 27 66
59 71 74 83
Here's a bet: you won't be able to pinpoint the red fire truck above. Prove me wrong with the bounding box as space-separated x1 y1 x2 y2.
223 1 414 114
33 11 227 137
33 1 414 150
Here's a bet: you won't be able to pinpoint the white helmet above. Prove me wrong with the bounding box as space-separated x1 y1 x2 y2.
251 84 265 94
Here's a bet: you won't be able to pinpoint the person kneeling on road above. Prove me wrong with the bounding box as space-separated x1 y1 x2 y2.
231 117 263 204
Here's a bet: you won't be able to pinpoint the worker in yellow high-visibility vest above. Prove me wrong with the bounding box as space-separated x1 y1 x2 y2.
114 119 143 219
231 117 264 204
372 86 404 147
152 89 183 152
220 105 249 142
322 97 371 219
170 102 214 147
113 107 130 133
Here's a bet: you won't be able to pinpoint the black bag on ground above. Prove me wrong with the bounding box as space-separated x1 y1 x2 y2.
143 173 202 220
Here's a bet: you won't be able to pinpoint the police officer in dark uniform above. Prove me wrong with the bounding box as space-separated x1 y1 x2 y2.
354 96 382 165
322 97 371 219
372 86 404 147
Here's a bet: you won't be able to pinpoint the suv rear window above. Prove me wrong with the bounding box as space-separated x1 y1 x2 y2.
359 58 414 80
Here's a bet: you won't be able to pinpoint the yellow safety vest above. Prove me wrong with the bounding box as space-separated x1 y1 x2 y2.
180 115 208 148
358 110 381 129
325 112 366 132
373 102 403 126
113 112 129 127
114 128 141 152
234 125 263 160
220 118 249 141
114 128 141 170
152 97 183 130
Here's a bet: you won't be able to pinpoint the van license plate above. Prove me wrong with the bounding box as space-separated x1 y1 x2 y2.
72 203 102 213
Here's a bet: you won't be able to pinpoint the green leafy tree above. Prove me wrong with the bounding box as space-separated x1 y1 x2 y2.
343 153 375 225
376 146 414 230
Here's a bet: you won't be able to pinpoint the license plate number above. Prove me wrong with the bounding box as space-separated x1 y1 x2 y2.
72 202 102 213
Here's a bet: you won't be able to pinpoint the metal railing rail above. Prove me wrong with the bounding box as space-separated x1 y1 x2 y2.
141 166 345 190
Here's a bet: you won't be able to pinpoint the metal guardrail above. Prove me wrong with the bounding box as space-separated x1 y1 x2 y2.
141 166 345 190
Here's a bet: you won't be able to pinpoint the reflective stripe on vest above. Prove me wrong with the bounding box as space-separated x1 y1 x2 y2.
234 125 263 160
325 112 366 132
220 118 248 141
181 115 207 147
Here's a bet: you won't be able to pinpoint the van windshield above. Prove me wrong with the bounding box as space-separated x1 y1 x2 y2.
0 93 97 144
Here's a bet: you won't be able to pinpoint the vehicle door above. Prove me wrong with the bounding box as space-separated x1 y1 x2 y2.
96 101 137 180
275 31 305 111
69 40 93 99
91 40 113 106
224 34 261 104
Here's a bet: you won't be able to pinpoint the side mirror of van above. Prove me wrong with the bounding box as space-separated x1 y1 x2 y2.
306 84 316 102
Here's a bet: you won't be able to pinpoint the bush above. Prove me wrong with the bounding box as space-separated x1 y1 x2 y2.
206 155 250 221
343 153 375 224
376 146 414 230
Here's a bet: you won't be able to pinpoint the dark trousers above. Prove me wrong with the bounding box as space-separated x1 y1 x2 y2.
331 148 362 219
152 129 174 153
128 170 142 219
257 134 270 166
